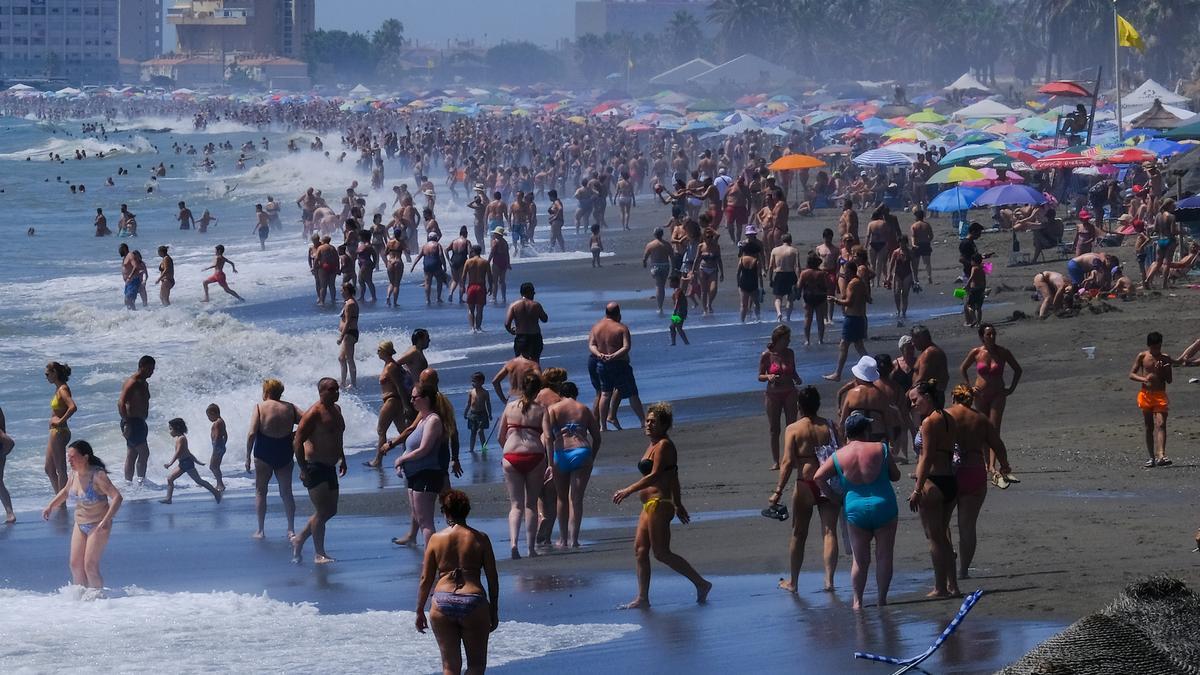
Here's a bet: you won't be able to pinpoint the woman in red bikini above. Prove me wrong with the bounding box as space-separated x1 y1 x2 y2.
768 386 841 593
958 323 1021 482
946 384 1012 580
758 325 802 470
498 372 547 559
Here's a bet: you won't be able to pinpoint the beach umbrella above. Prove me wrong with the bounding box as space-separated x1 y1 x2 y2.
1037 81 1092 97
852 148 913 166
906 108 946 124
1016 117 1057 134
1032 152 1093 169
926 166 985 184
824 114 862 130
883 127 935 141
939 144 1004 166
927 186 985 212
1137 138 1190 157
1103 148 1158 164
769 154 826 170
879 141 927 156
955 131 1001 145
973 184 1046 206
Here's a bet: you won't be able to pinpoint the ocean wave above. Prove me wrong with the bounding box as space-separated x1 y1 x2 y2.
0 586 639 673
0 134 156 160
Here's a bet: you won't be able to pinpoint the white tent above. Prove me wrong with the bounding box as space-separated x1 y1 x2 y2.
7 83 34 91
649 58 716 87
688 54 795 87
171 88 196 96
1122 78 1188 108
348 83 371 96
944 72 991 94
951 99 1031 119
55 87 81 95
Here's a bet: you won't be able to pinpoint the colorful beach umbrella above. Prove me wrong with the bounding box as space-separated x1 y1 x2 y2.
972 184 1046 206
939 144 1004 166
852 148 913 166
769 154 826 170
926 166 985 184
927 186 985 212
906 108 946 124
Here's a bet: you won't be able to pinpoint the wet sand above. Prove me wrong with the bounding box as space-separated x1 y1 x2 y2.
1 200 1195 671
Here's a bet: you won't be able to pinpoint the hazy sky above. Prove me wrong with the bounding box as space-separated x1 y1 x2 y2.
316 0 576 48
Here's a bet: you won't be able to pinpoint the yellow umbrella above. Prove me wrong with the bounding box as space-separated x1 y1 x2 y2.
925 166 985 184
768 154 826 170
567 115 587 125
884 127 935 141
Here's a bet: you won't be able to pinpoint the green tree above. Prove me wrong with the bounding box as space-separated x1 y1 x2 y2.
664 10 703 63
486 41 563 84
371 18 405 54
574 33 617 83
302 29 377 81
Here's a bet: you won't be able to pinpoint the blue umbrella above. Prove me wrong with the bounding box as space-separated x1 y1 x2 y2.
927 186 985 212
824 114 861 130
939 144 1005 166
1137 138 1190 158
1178 195 1200 209
973 184 1046 206
852 148 913 166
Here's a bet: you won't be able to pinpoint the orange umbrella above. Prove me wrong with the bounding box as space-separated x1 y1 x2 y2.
768 154 826 170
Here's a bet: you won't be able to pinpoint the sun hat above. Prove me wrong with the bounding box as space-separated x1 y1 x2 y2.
492 226 506 236
851 355 879 382
898 335 913 350
744 225 758 235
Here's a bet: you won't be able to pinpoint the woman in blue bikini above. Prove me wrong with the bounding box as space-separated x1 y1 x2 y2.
545 381 602 549
416 490 499 675
42 440 123 589
814 411 900 610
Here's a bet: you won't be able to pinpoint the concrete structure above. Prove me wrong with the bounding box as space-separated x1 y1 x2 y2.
575 0 710 38
141 52 309 88
168 0 312 58
0 0 160 80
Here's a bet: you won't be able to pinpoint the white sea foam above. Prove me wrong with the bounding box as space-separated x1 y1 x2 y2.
0 586 639 673
0 134 156 160
119 115 260 135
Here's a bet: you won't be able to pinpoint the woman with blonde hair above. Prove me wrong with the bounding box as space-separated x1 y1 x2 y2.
45 361 77 494
246 378 301 539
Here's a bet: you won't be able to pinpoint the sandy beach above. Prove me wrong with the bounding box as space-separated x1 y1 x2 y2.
4 194 1198 672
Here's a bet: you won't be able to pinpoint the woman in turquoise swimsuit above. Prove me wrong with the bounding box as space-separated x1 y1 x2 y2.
545 382 602 549
42 440 123 589
814 411 899 610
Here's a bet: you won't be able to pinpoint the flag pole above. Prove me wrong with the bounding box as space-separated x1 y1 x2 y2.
1113 0 1123 135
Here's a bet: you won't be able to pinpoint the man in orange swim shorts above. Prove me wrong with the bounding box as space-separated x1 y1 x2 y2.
1130 331 1172 468
461 244 492 333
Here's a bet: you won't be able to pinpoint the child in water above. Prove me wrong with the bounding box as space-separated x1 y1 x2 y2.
589 224 603 268
206 404 227 492
161 418 221 504
464 371 493 453
669 273 690 346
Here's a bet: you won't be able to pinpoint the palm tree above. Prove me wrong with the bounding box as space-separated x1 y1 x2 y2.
665 10 704 63
707 0 772 60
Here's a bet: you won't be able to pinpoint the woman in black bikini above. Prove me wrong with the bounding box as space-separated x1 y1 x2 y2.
416 490 499 675
696 228 723 316
736 250 762 323
768 386 842 593
613 402 711 609
798 253 829 345
907 379 961 599
245 379 301 539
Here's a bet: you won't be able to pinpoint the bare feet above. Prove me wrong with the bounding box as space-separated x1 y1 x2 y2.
618 598 649 610
823 583 835 592
822 373 840 382
251 530 265 540
778 579 797 593
769 463 780 471
314 555 336 564
158 498 172 504
214 491 222 504
696 579 712 603
511 546 521 560
392 536 414 546
4 513 14 524
926 589 953 599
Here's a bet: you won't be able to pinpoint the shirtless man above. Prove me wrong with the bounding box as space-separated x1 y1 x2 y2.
488 228 512 304
824 260 869 381
724 175 750 243
297 187 318 236
1131 331 1172 468
264 195 281 229
485 191 507 236
94 208 111 236
462 245 492 332
838 199 860 245
1032 270 1071 319
910 208 933 284
176 201 194 230
506 282 548 362
642 227 674 314
119 243 139 310
467 185 488 247
118 355 155 484
446 227 471 303
815 228 839 326
491 353 541 404
312 236 338 306
911 325 949 393
201 244 244 303
768 233 800 323
839 355 897 444
338 282 359 390
292 378 347 564
588 302 644 430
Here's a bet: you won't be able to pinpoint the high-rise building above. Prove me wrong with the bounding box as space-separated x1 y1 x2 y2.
575 0 712 38
168 0 313 58
0 0 159 80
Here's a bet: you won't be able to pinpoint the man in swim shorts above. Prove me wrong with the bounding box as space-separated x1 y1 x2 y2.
768 233 800 322
588 303 644 431
642 227 673 314
1131 331 1172 468
824 260 869 382
118 355 155 483
485 190 507 235
506 282 548 362
462 245 491 332
293 377 347 564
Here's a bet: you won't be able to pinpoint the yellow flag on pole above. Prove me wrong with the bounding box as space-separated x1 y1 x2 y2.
1117 14 1145 53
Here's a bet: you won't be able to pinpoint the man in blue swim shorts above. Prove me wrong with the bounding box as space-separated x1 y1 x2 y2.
118 355 155 483
588 302 645 431
824 260 869 382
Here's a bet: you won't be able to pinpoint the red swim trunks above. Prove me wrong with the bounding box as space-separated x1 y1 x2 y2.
466 283 486 305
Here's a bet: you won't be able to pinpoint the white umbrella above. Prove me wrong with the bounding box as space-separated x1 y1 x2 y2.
852 148 913 166
7 84 34 91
